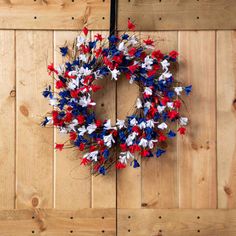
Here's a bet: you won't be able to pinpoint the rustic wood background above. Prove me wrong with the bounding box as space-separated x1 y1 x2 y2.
0 0 236 235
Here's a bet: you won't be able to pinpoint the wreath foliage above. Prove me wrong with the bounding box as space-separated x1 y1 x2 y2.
42 20 192 175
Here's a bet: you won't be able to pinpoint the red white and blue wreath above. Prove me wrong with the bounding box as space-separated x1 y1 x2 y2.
42 20 192 175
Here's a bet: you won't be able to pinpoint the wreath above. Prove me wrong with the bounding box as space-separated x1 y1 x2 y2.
42 20 192 175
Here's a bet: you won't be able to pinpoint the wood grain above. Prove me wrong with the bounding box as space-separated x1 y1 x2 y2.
91 31 116 208
0 0 109 30
217 30 236 208
0 30 15 209
0 208 116 236
54 31 91 210
16 30 54 208
140 31 178 209
118 0 236 30
118 209 236 236
178 31 216 208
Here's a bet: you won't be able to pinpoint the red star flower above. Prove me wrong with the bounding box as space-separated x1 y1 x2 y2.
128 19 135 31
169 50 179 59
143 38 154 46
79 143 85 151
55 143 64 151
116 162 126 169
56 80 66 89
173 100 181 108
82 27 88 36
81 158 90 165
168 110 179 120
94 33 103 41
151 50 164 61
69 132 77 141
47 63 58 75
178 127 186 135
120 143 127 151
77 115 85 125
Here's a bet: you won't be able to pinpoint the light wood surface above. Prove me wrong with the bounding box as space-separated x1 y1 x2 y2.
0 0 109 30
118 209 236 236
178 31 217 208
0 30 15 209
0 26 235 234
217 30 236 208
118 0 236 30
0 208 116 235
16 30 54 209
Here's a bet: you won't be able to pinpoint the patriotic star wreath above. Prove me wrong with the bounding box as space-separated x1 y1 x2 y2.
42 20 192 175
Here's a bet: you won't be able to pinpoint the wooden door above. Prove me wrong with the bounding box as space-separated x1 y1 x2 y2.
0 0 236 235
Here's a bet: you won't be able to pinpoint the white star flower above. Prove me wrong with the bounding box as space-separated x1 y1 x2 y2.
84 151 99 162
79 54 88 63
158 122 168 130
130 118 138 126
87 123 97 134
79 67 91 76
136 98 143 109
126 132 138 146
118 41 127 52
148 140 158 149
161 59 170 71
78 126 87 136
68 119 78 131
104 119 116 130
68 81 77 90
144 101 152 109
128 35 138 46
49 98 58 106
79 95 96 107
116 119 126 129
139 138 148 148
163 71 172 78
119 151 134 164
144 87 152 96
146 119 155 128
174 87 183 95
76 35 86 47
110 68 120 80
103 133 115 148
179 117 188 126
157 105 166 113
167 102 174 109
141 56 153 70
138 121 146 129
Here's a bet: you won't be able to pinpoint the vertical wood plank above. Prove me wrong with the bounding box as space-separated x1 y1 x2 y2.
54 31 91 209
91 31 116 208
0 30 15 209
217 30 236 208
140 32 179 208
117 32 141 208
178 31 216 208
16 31 54 208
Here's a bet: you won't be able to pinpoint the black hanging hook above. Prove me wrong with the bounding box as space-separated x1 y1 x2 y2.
109 0 117 36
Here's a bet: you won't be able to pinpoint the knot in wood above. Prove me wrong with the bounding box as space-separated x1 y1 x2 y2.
10 89 16 97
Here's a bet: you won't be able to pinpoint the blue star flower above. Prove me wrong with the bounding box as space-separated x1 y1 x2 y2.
99 166 106 175
60 46 68 57
133 159 140 168
185 85 192 95
168 130 176 138
156 149 166 157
